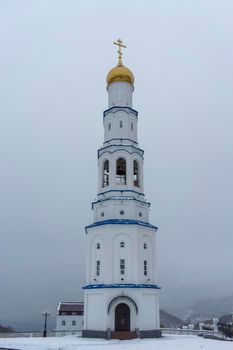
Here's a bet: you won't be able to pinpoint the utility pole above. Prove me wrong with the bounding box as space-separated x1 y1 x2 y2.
42 310 50 337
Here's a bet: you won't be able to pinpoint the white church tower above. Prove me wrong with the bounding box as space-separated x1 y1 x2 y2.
82 39 161 340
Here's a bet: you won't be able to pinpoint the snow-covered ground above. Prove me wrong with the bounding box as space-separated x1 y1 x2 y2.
0 335 232 350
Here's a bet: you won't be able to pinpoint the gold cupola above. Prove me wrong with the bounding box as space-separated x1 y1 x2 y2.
106 39 134 86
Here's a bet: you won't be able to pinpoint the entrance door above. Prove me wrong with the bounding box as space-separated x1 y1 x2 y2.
115 303 130 331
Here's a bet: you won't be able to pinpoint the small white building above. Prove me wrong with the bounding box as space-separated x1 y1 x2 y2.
55 302 83 334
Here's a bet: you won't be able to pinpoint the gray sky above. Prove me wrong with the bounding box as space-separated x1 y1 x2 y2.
0 0 233 329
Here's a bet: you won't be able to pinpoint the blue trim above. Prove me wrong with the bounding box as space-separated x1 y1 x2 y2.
83 283 161 290
99 189 144 196
98 144 144 157
100 144 143 152
92 196 151 209
103 138 138 145
103 106 138 119
98 148 144 159
85 219 158 231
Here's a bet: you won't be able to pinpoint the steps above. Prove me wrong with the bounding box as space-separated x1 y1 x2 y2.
111 331 137 340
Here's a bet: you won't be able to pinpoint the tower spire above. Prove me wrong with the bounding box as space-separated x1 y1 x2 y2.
113 38 126 65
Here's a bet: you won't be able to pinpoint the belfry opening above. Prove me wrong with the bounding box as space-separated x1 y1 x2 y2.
133 160 139 187
103 160 109 187
116 158 126 184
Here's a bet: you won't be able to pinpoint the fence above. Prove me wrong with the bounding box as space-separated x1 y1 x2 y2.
161 328 221 336
0 328 221 339
0 330 82 338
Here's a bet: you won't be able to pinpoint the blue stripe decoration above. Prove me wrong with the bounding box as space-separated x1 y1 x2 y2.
103 106 138 119
99 189 144 196
83 283 161 290
85 219 158 231
91 197 151 209
99 144 143 153
98 148 144 159
98 144 144 158
103 138 138 145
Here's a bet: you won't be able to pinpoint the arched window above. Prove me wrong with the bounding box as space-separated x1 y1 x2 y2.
120 241 125 248
144 260 148 276
116 158 126 184
62 320 65 326
108 123 111 130
133 160 139 187
97 243 100 249
119 120 123 128
143 243 147 250
96 260 100 276
120 259 125 275
102 160 109 187
72 320 76 326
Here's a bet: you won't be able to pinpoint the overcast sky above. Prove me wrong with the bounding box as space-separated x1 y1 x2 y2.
0 0 232 330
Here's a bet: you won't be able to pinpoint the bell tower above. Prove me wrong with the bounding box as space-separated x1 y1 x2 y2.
82 39 161 340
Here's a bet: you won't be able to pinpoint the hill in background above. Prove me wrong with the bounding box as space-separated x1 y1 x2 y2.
160 310 184 328
165 294 233 322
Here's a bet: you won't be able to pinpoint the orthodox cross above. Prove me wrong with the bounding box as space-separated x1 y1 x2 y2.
114 39 126 63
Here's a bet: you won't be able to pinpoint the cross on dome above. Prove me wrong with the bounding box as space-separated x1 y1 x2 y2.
106 39 134 86
113 39 126 65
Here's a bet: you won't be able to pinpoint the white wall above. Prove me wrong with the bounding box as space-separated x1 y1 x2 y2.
56 315 83 331
104 111 138 144
107 81 133 108
83 288 160 331
93 198 149 223
86 225 157 285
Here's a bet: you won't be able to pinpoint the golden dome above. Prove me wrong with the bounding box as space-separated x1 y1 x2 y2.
106 61 134 86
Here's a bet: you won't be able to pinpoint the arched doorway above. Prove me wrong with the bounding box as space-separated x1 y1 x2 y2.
115 303 130 331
